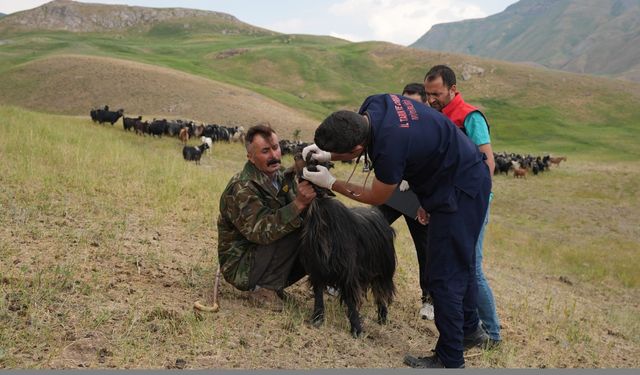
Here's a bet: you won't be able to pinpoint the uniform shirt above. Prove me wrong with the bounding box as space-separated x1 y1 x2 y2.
359 94 487 213
217 161 302 291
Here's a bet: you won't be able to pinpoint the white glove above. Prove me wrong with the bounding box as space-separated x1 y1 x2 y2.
301 144 332 163
399 180 410 192
302 165 336 189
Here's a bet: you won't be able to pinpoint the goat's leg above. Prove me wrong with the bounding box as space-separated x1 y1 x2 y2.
376 302 388 325
310 282 325 327
345 297 363 338
373 287 388 325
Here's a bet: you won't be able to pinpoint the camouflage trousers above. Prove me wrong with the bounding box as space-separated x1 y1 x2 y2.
248 231 306 291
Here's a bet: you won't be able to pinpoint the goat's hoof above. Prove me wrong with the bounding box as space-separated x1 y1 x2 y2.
351 327 364 338
310 314 324 328
377 306 388 324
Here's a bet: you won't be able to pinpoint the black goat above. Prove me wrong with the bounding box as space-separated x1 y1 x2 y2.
92 108 124 125
182 143 209 165
123 116 141 132
297 156 396 337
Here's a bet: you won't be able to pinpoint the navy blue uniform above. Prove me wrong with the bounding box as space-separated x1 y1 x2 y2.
359 94 491 368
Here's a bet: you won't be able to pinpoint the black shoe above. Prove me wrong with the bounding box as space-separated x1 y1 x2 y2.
403 354 445 368
463 324 490 350
403 353 465 368
483 338 502 350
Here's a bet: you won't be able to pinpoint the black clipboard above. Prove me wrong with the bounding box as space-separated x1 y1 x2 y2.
384 187 421 219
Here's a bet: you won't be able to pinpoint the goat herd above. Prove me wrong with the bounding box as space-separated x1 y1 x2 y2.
90 105 567 175
494 152 567 179
89 105 246 164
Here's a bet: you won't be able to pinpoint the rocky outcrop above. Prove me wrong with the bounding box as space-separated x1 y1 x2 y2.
460 63 485 81
411 0 640 82
0 0 269 34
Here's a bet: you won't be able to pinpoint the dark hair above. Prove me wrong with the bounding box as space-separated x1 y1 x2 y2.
424 65 457 88
314 111 369 153
402 82 427 102
245 122 275 150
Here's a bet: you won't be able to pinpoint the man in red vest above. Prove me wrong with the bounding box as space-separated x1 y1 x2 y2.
423 65 501 350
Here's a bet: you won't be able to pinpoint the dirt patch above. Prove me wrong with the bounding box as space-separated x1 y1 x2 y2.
0 54 318 139
213 48 250 59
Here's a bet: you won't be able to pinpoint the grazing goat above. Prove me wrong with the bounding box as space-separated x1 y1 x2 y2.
182 143 209 165
123 116 141 132
134 119 149 136
91 108 124 125
549 156 567 167
514 167 527 179
297 155 396 337
200 136 213 150
179 127 189 144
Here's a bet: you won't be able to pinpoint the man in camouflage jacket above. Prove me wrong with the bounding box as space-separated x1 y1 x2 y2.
217 124 316 303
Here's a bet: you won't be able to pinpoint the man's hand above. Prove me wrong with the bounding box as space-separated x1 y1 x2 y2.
302 166 336 189
293 180 317 211
399 180 410 192
301 144 332 163
416 207 429 225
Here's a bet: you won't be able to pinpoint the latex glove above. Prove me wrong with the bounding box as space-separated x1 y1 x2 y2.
302 165 336 189
301 144 332 163
399 180 410 192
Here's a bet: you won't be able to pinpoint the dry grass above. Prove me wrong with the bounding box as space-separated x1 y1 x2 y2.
0 107 638 369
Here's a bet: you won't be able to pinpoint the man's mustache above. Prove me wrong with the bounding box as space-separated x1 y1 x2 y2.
267 158 281 166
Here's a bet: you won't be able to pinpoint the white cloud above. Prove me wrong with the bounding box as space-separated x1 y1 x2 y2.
329 0 486 45
0 0 49 14
265 17 306 34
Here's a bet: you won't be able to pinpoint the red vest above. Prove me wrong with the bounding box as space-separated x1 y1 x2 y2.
442 93 485 131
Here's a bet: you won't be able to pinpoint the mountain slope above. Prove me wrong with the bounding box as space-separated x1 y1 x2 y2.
411 0 640 82
0 54 317 138
0 0 273 35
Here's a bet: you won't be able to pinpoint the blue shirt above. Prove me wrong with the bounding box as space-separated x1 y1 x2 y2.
464 111 491 146
359 94 488 213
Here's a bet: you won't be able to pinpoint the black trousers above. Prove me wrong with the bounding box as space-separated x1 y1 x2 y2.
377 204 429 299
427 177 491 368
248 231 306 291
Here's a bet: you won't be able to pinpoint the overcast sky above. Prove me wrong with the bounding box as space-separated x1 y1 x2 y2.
0 0 518 46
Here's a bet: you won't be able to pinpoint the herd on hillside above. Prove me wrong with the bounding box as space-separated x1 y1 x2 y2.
89 105 567 176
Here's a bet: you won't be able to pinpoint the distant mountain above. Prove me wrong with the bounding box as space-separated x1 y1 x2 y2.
411 0 640 82
0 0 273 35
0 13 5 19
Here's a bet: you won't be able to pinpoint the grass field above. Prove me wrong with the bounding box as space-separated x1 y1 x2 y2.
1 30 639 161
1 107 638 368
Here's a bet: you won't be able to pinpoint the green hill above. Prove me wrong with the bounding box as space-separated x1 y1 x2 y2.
411 0 640 82
0 0 639 160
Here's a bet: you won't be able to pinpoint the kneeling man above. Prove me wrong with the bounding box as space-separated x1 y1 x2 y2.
217 124 316 310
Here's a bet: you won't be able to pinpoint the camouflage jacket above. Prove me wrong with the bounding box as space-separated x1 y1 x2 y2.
217 161 302 291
